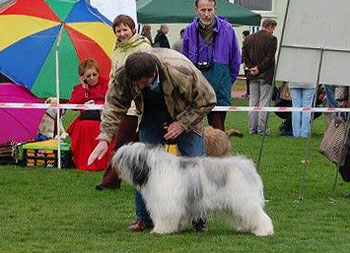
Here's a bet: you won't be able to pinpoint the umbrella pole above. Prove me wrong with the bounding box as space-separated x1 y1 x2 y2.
56 25 64 169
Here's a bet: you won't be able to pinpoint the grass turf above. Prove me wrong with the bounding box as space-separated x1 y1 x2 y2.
1 98 350 252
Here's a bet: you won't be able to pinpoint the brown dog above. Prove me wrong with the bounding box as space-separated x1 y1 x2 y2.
204 126 243 157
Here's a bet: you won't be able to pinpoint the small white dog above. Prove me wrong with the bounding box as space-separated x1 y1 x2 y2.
112 142 274 236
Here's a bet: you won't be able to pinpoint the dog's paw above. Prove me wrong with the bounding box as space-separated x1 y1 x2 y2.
151 226 178 235
252 226 274 236
150 227 167 235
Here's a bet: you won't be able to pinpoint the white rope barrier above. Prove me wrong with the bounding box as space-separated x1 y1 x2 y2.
0 103 349 113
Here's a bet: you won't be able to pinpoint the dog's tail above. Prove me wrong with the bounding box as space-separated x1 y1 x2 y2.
225 129 243 138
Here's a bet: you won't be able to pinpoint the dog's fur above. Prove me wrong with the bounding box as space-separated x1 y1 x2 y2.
113 126 242 188
204 126 243 157
112 142 274 236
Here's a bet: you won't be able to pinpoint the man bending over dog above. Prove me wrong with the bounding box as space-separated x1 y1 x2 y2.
88 48 217 232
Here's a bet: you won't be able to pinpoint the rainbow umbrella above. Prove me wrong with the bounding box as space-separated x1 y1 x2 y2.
0 0 116 99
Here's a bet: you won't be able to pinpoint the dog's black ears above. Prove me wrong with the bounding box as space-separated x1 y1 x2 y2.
132 151 151 187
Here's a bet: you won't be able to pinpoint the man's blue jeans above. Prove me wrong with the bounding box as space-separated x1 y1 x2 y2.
324 84 338 119
324 84 338 108
290 88 316 138
135 114 204 222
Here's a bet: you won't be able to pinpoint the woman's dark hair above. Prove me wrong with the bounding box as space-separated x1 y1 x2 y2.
112 15 136 34
125 52 157 81
195 0 216 7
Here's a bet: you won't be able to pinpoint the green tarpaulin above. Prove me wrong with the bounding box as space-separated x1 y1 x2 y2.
137 0 261 26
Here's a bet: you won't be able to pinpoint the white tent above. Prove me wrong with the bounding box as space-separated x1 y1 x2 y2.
90 0 137 24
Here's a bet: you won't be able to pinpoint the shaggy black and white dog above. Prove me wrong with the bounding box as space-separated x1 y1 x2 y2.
112 142 274 236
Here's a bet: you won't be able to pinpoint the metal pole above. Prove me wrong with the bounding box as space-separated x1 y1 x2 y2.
298 48 324 200
256 0 291 170
330 169 339 203
55 24 64 169
138 23 142 34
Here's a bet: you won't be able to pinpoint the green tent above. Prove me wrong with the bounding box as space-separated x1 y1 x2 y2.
137 0 261 26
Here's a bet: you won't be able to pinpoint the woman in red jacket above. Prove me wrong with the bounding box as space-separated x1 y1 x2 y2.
67 59 113 171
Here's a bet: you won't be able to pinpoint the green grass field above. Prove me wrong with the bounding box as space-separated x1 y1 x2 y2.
1 98 350 253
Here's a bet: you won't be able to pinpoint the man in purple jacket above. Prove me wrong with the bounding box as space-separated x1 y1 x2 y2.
182 0 241 131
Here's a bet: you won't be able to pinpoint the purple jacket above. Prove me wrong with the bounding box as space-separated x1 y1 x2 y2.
182 16 241 105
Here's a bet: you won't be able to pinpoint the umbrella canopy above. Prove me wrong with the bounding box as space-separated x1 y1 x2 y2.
0 0 116 99
137 0 261 26
0 83 45 145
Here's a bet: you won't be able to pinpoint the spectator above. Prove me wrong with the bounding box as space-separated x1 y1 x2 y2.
88 49 216 232
95 14 152 190
172 28 185 53
289 82 316 138
154 24 170 48
289 82 317 138
274 82 323 137
336 86 350 108
242 18 277 135
324 85 338 108
241 30 250 98
182 0 241 131
141 24 153 46
67 58 112 171
324 84 338 120
273 82 293 136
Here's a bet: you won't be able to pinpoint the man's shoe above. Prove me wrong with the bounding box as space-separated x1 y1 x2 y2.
95 184 116 191
258 129 270 136
127 219 153 232
281 130 293 136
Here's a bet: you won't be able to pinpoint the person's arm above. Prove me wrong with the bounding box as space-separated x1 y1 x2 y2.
181 28 190 58
68 84 86 104
136 38 153 52
228 29 241 83
98 71 132 144
108 40 118 89
88 71 132 165
153 33 160 47
163 35 171 49
242 39 254 69
108 57 117 90
257 36 277 74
